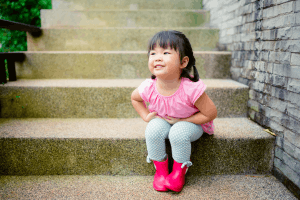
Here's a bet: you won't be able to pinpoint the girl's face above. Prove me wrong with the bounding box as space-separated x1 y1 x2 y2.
148 45 188 80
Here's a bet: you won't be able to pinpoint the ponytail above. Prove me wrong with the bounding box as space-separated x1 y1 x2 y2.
180 65 199 82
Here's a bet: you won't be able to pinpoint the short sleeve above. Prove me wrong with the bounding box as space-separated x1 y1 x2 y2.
138 79 154 102
183 78 207 105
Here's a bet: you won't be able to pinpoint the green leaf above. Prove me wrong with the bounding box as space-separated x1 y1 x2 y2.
0 0 52 52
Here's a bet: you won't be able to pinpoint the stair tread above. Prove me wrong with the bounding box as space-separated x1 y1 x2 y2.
0 79 248 118
43 9 208 11
41 27 216 29
0 118 272 139
0 175 296 199
52 0 203 10
1 79 248 88
41 9 209 28
21 51 232 54
27 28 219 51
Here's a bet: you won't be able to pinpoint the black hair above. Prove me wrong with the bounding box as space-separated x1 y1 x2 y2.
147 30 199 82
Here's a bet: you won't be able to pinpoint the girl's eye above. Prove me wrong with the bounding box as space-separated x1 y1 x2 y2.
164 52 170 54
150 52 156 55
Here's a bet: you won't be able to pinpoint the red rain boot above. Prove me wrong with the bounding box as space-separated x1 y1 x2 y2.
153 158 169 192
165 160 188 192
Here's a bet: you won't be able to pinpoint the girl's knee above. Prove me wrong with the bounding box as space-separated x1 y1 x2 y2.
169 121 203 143
145 118 170 140
169 122 189 143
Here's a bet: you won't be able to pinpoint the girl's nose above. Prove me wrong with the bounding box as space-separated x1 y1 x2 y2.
155 55 162 61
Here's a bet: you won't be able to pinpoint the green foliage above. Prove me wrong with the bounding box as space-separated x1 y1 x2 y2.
0 0 52 52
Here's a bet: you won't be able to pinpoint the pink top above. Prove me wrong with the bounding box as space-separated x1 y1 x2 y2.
138 77 215 134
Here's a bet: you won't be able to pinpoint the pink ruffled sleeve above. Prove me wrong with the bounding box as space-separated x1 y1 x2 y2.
184 79 207 104
138 79 154 102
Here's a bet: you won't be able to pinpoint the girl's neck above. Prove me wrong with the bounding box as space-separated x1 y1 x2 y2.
156 77 182 92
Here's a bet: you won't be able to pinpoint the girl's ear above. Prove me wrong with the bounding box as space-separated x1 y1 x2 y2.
180 56 189 69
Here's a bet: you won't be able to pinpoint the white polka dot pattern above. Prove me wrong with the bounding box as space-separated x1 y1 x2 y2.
145 118 203 165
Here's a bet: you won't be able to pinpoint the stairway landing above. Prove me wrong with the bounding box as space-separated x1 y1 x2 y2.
0 175 297 199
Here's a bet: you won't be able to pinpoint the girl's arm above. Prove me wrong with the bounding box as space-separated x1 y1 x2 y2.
180 92 217 125
131 88 157 122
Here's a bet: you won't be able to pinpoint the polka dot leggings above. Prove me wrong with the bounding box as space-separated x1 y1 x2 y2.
145 118 203 168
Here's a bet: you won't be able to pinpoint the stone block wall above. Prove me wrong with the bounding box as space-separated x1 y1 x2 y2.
202 0 300 197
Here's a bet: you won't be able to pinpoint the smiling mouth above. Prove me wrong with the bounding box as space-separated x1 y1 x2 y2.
155 65 164 68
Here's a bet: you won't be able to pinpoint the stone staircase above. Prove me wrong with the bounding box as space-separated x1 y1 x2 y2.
0 0 297 199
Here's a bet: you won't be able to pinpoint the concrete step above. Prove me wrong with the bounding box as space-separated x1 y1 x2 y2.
27 28 219 51
0 175 297 199
0 79 248 118
15 51 232 79
52 0 203 10
41 9 210 28
0 118 274 176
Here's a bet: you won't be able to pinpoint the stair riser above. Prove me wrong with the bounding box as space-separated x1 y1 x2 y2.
27 29 219 51
41 10 209 28
52 0 202 10
0 87 248 118
15 52 232 79
0 136 274 176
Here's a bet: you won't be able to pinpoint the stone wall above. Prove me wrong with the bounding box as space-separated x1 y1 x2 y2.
202 0 300 196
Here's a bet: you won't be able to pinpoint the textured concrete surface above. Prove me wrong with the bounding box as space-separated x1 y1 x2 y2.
15 51 232 79
27 28 219 51
52 0 203 10
0 79 248 118
41 10 210 28
0 118 274 176
0 175 297 199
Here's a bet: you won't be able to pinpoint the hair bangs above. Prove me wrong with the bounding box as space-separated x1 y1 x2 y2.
148 31 179 53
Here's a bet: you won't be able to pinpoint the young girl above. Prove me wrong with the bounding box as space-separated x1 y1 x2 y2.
131 30 217 192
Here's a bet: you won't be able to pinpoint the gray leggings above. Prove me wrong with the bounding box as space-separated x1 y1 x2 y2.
145 118 203 168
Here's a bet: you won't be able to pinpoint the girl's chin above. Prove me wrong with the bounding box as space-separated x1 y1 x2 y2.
152 70 164 74
153 71 164 76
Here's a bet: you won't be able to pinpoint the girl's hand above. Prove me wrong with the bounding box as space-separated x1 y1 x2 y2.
163 116 181 124
145 112 160 122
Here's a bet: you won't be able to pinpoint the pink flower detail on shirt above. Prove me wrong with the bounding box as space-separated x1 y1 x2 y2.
201 120 215 135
